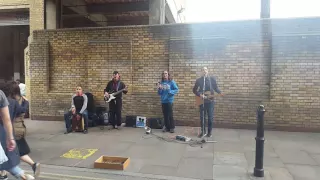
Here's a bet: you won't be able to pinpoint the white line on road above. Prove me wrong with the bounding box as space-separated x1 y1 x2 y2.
25 171 113 180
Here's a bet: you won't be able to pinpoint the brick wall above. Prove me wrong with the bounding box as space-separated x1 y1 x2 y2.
0 0 28 5
29 17 320 132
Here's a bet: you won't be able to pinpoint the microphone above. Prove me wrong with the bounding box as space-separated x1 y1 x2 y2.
156 81 163 90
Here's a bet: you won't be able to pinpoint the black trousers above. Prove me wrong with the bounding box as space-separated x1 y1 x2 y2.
109 99 122 127
161 103 175 130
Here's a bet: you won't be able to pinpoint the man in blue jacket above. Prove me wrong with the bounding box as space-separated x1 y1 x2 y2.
157 71 179 133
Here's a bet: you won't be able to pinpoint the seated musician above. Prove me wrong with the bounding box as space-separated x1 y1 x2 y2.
64 86 88 134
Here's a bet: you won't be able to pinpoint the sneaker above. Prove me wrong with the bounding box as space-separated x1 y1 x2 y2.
198 132 207 138
32 162 40 178
170 129 175 133
0 174 8 180
162 127 169 132
24 174 35 180
64 128 72 134
83 129 88 134
206 133 212 137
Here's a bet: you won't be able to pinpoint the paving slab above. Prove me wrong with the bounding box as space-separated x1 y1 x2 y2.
213 128 241 143
264 167 294 180
286 164 320 180
270 139 303 150
275 149 318 165
176 157 213 179
183 143 214 159
301 143 320 154
244 151 284 168
214 152 248 167
310 154 320 165
21 120 320 180
139 165 177 177
213 141 247 153
213 165 255 180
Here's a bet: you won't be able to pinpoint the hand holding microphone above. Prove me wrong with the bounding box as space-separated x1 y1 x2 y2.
157 82 163 89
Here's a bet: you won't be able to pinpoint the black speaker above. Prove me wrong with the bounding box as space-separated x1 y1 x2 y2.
148 118 164 129
125 116 137 127
96 106 107 126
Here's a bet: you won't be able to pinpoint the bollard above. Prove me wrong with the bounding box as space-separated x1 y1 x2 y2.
254 105 265 177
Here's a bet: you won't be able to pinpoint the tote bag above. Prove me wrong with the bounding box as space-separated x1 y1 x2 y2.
0 142 8 164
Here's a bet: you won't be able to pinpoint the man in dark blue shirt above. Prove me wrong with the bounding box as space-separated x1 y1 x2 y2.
193 67 224 138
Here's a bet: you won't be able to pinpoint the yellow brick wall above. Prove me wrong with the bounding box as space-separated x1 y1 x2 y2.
29 0 44 32
0 0 28 5
29 18 320 132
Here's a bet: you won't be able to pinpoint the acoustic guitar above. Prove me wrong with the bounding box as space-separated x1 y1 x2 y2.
195 91 217 106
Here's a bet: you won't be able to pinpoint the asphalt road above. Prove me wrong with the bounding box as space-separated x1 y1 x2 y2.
8 163 199 180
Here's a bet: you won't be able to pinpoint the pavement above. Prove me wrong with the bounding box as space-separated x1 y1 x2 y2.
7 119 320 180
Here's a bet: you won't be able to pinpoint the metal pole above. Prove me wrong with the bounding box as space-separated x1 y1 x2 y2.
254 105 265 177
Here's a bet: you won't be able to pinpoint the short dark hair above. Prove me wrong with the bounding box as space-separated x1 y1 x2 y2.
0 81 21 98
113 71 119 75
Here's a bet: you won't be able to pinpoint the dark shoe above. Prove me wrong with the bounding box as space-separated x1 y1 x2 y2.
206 133 212 137
0 174 8 180
198 132 207 138
64 129 72 134
83 129 88 134
32 162 40 178
170 129 175 133
162 127 168 132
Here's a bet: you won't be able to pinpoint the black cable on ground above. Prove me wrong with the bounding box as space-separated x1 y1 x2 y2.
142 132 206 147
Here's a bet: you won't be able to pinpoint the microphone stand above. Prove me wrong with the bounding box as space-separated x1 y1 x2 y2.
201 75 206 138
199 75 217 148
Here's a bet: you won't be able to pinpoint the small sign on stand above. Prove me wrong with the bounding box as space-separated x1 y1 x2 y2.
136 116 146 128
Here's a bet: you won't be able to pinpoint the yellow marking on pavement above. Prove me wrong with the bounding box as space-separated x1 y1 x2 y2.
61 148 98 159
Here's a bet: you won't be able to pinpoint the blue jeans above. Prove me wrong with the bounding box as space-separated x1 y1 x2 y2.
7 165 24 178
64 110 89 130
199 102 214 134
